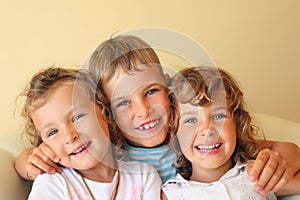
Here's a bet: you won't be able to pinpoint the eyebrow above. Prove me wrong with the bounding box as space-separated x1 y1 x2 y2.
180 110 198 118
180 105 228 116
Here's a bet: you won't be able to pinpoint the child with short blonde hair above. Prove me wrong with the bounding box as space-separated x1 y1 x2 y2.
89 34 178 182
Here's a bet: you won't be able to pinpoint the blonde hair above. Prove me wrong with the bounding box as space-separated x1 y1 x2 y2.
89 34 162 84
20 67 110 147
89 34 177 150
169 66 265 179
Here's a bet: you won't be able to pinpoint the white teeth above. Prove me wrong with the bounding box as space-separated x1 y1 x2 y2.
196 143 221 150
73 144 87 154
138 120 159 130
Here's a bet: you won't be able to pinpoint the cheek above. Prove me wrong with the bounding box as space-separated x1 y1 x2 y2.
113 109 130 123
177 125 196 154
153 94 171 117
44 140 61 156
221 121 237 142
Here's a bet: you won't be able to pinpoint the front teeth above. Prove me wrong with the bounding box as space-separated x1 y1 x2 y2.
73 144 87 154
138 120 159 130
196 143 221 150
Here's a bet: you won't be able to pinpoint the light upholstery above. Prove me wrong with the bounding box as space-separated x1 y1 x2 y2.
252 113 300 147
0 113 299 199
0 149 32 200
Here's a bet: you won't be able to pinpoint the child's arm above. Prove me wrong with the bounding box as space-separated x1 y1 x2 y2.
14 143 62 180
248 141 300 195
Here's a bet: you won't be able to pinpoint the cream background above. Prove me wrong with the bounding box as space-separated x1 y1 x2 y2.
0 0 299 154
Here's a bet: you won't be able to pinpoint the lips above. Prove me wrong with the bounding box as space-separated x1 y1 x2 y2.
136 119 159 130
195 143 222 153
70 141 91 156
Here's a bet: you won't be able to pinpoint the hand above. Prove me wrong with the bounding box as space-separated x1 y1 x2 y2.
25 143 62 180
248 148 294 195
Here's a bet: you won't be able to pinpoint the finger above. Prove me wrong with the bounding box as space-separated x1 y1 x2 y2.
248 150 271 182
261 159 288 193
255 156 279 191
254 151 282 193
28 154 60 174
31 146 62 173
25 163 45 180
268 166 293 193
39 143 60 163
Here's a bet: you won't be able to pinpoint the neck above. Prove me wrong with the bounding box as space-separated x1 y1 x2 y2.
189 159 233 183
125 138 166 148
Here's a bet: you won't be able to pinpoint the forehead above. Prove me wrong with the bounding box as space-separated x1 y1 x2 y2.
180 92 228 114
104 64 166 99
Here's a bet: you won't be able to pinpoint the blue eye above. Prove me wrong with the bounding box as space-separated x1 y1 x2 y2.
48 129 58 137
146 89 158 97
73 114 85 123
184 118 198 124
117 100 130 107
212 113 227 120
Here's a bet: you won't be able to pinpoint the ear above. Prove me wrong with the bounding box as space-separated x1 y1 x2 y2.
164 73 171 82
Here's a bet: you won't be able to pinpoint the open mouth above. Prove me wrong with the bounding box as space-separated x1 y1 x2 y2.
194 143 222 153
136 119 159 130
70 141 91 156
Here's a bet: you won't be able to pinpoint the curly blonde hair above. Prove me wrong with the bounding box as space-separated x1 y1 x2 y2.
169 66 265 179
89 34 178 150
19 67 111 147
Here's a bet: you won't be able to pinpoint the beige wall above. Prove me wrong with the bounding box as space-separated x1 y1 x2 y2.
1 0 299 141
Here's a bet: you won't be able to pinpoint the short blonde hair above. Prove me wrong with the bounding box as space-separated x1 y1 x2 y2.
89 34 162 84
89 34 178 151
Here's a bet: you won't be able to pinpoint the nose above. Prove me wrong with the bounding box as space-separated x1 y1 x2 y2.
65 126 79 144
132 98 150 118
199 129 217 138
198 120 219 139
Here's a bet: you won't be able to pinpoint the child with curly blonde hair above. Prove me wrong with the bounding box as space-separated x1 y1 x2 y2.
20 67 161 199
162 66 300 199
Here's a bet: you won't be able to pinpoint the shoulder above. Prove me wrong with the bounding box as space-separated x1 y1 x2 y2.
28 168 87 200
28 168 72 199
162 173 187 188
32 167 77 188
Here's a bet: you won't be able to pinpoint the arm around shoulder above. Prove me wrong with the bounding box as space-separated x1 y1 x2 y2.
268 141 300 174
14 147 35 180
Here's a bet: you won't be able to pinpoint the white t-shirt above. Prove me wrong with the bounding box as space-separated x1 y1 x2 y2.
28 160 161 200
162 163 277 200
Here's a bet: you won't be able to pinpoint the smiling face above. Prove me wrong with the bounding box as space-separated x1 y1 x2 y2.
103 62 171 147
177 92 236 180
31 83 112 171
